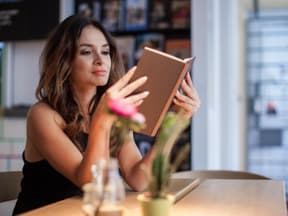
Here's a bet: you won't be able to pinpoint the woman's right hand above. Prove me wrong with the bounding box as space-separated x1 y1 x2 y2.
92 67 149 126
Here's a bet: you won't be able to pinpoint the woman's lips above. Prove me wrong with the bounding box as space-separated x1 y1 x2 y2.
93 70 107 76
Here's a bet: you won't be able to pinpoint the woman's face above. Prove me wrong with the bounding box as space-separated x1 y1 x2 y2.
70 25 111 90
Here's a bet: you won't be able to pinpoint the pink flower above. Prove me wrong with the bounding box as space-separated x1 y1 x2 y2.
108 98 137 118
107 98 146 156
132 113 146 124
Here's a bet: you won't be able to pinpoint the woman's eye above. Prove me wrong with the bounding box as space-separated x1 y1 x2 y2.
80 50 92 55
102 50 110 56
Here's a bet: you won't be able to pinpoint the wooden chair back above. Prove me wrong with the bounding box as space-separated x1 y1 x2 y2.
0 171 22 202
172 170 269 181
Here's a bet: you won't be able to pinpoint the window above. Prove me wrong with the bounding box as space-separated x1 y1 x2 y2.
247 9 288 197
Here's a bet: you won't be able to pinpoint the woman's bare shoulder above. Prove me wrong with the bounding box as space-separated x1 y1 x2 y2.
27 102 65 129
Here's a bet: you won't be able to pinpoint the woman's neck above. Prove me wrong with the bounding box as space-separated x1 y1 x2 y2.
72 86 97 132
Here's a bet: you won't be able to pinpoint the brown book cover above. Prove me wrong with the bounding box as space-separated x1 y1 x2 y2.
132 46 196 136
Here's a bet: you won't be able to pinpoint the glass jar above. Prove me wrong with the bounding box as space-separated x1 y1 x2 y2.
82 158 125 216
99 158 125 216
82 159 107 216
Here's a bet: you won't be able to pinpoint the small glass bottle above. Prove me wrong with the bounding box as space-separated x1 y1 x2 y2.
82 159 107 216
99 158 125 216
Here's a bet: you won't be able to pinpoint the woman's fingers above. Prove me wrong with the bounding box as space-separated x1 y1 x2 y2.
173 97 200 117
107 66 148 99
120 76 148 97
180 74 199 100
173 77 201 117
124 91 150 106
108 66 136 92
186 72 193 87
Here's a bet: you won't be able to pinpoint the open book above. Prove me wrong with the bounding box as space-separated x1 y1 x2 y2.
132 46 196 136
125 178 200 204
168 178 200 203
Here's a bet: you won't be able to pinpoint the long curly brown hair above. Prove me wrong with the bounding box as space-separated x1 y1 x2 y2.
36 15 125 152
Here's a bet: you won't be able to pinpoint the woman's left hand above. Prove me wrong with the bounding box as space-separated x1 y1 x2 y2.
172 73 200 118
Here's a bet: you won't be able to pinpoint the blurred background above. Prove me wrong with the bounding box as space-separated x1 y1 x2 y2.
0 0 288 198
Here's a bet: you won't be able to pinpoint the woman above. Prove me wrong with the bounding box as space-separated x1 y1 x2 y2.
13 14 200 214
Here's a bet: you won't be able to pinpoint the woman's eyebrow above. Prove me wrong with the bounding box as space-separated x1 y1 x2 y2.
79 43 109 48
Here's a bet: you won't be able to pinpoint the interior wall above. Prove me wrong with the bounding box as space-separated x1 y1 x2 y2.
2 0 74 108
192 0 244 170
3 41 45 107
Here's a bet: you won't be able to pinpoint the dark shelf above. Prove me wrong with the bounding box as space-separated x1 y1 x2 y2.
3 105 30 118
111 28 191 38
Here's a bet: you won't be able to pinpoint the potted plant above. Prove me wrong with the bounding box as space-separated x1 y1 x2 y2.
105 98 190 216
137 109 190 216
82 99 190 216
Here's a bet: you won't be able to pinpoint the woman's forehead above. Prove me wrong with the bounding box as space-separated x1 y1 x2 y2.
78 25 108 47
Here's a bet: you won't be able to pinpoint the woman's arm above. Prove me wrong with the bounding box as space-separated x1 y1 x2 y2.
26 103 87 186
26 68 149 188
117 132 156 191
118 72 200 191
27 102 116 187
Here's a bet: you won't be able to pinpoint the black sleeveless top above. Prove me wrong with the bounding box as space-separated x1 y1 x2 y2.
13 133 88 215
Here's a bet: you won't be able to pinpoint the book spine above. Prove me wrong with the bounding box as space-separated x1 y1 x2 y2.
101 0 124 31
171 0 191 29
134 33 165 63
114 36 135 70
124 0 149 31
149 0 171 29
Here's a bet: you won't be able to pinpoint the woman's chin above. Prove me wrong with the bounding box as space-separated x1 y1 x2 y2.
93 78 109 86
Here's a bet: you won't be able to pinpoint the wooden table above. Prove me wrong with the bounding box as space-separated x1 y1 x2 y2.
20 179 287 216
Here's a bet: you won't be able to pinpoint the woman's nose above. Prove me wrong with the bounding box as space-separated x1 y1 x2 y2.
93 51 103 65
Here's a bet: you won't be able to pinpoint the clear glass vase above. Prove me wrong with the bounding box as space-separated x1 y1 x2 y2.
82 159 106 216
82 158 125 216
100 158 125 216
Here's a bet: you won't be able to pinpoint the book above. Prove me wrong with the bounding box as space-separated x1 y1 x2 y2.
149 0 171 29
75 0 94 17
165 38 191 59
126 178 200 202
124 0 148 30
131 46 196 136
101 0 124 31
92 0 102 21
75 0 102 21
134 33 164 64
115 36 135 70
171 0 191 29
125 178 200 207
168 178 200 203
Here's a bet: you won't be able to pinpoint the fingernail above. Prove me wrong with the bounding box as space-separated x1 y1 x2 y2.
144 91 150 95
